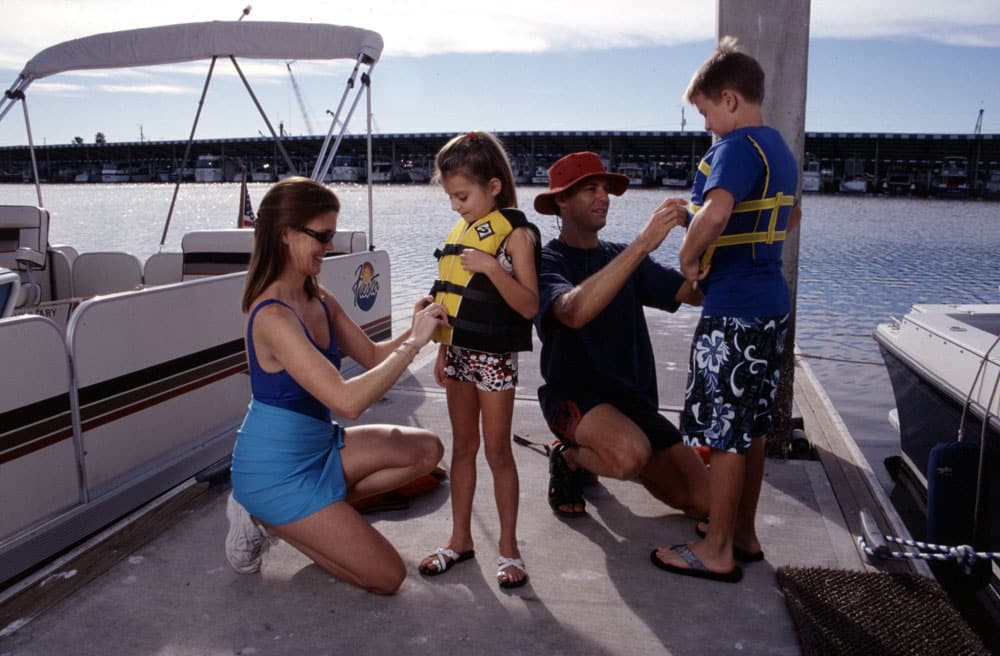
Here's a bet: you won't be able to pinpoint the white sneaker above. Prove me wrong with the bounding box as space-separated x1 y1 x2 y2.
225 493 269 574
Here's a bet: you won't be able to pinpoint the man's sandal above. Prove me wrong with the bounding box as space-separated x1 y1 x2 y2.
497 556 528 589
548 443 586 517
418 547 475 576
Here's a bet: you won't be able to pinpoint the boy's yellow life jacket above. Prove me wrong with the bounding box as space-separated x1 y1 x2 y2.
430 208 539 354
688 135 797 271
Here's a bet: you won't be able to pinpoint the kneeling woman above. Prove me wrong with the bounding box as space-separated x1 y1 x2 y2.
226 176 447 594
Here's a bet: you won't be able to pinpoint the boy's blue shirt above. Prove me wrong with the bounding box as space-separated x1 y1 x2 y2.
689 125 798 317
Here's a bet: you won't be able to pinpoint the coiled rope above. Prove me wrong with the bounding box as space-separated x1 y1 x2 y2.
857 533 1000 575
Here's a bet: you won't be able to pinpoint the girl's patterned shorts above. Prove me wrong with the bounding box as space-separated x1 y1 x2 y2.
444 346 518 392
681 314 788 455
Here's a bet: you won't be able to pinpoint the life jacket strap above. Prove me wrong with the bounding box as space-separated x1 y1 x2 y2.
690 192 796 270
449 315 526 338
434 244 468 260
429 279 495 303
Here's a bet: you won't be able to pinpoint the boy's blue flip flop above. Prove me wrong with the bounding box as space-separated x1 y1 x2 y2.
650 545 743 583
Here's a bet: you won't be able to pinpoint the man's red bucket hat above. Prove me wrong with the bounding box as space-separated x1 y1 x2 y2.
533 151 630 215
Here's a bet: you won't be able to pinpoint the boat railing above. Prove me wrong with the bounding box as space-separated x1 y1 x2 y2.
0 271 250 585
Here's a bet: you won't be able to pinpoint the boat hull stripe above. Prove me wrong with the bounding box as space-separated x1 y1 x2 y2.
1 317 391 463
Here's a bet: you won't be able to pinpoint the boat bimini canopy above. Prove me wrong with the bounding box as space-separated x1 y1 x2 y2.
15 21 382 80
0 21 383 242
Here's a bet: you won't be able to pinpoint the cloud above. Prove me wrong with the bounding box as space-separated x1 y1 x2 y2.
97 83 193 94
0 0 1000 66
0 0 997 75
29 81 85 94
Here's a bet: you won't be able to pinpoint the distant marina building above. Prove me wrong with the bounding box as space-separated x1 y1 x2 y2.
2 130 999 197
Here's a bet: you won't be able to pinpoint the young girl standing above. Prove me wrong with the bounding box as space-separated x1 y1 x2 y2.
419 131 539 589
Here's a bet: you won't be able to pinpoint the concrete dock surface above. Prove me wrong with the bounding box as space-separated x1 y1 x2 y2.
1 310 873 656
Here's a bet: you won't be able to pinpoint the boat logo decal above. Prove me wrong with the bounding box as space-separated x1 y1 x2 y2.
352 261 380 312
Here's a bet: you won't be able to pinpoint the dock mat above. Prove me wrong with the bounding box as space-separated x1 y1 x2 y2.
776 566 989 656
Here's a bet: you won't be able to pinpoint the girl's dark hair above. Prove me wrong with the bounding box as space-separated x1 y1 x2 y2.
241 176 340 312
684 35 765 105
432 131 518 209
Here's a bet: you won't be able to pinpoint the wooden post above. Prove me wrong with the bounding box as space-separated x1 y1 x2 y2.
718 0 811 454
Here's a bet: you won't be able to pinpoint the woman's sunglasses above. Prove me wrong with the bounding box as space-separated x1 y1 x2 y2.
298 227 335 244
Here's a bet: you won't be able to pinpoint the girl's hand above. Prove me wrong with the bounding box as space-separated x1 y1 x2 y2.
460 249 498 275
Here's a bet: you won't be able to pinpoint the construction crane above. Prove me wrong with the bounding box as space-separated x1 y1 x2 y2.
974 108 983 135
286 61 314 136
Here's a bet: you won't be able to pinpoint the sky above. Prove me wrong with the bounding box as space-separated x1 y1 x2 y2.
0 0 999 147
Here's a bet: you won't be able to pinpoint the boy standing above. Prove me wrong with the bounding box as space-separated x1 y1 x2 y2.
651 37 801 583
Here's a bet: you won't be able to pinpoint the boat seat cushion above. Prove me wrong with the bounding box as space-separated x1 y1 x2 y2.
72 251 143 298
181 229 255 279
0 205 50 272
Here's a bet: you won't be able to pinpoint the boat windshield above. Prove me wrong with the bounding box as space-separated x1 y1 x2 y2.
949 313 1000 336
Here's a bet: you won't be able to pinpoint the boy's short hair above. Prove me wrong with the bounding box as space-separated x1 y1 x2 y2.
684 35 765 105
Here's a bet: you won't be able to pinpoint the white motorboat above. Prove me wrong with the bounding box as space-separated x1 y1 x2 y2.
0 20 388 586
194 154 226 183
324 155 364 183
616 162 645 186
874 303 1000 597
933 155 971 199
370 161 394 183
249 162 276 182
801 157 821 192
100 162 130 183
531 165 549 185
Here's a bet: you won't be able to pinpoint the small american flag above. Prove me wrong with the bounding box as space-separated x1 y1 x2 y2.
238 167 256 228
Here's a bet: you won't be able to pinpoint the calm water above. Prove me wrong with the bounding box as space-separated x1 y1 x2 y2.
5 182 1000 490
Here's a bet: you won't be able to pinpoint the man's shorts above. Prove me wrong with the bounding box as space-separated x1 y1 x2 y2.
681 314 789 455
538 384 683 451
444 345 518 392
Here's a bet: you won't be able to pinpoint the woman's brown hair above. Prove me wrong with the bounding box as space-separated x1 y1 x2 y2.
241 176 341 312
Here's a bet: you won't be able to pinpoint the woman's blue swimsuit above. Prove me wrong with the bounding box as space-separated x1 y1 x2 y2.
230 298 348 526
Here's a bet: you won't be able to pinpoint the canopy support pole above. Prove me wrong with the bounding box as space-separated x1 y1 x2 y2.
160 57 217 247
230 56 298 178
312 58 362 180
365 72 374 250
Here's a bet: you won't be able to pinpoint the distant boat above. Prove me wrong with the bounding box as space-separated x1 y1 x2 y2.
127 165 152 183
511 159 531 185
250 163 276 182
73 166 100 183
370 161 394 183
932 155 970 199
802 157 821 192
531 165 549 185
984 169 1000 200
194 154 225 183
882 172 914 196
324 156 363 183
661 166 691 189
616 162 645 186
839 177 867 193
839 157 868 193
100 162 130 183
401 161 428 183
